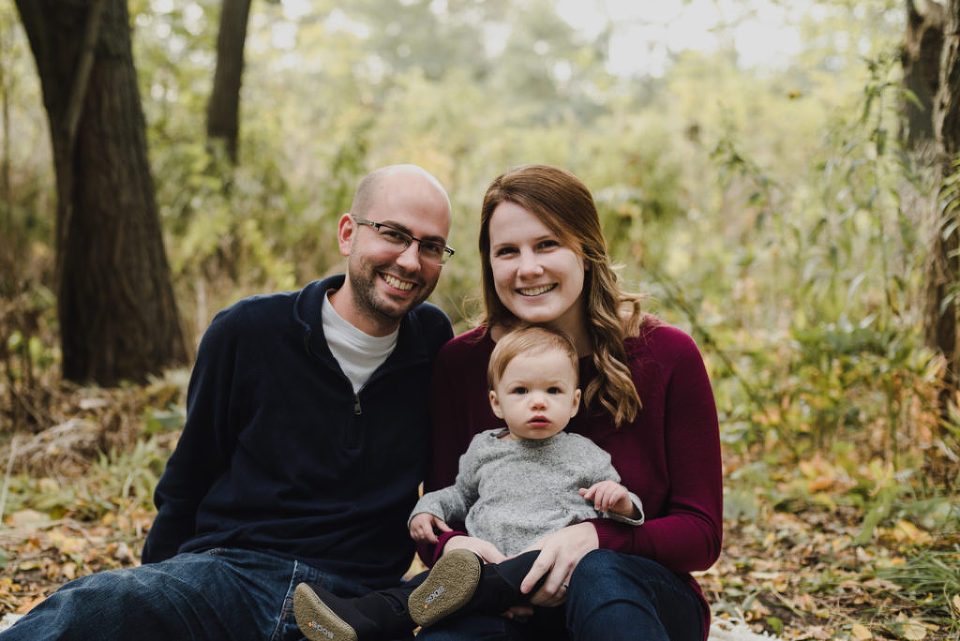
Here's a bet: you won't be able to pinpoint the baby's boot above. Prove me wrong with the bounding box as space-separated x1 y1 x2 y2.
294 581 414 641
408 549 540 628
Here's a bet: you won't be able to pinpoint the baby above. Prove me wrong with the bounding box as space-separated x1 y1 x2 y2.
294 326 643 641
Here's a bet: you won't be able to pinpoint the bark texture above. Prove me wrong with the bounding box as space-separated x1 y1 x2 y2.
14 0 187 385
928 0 960 413
903 0 945 150
207 0 252 163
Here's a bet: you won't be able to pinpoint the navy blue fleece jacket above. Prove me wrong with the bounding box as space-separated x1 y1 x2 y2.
142 275 453 588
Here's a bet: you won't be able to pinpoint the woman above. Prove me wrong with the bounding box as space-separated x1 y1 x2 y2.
418 164 722 641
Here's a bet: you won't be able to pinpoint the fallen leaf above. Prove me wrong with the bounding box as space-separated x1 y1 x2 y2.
804 625 831 640
863 577 901 591
47 531 86 556
852 624 872 640
61 561 77 581
893 521 931 545
902 622 926 640
7 509 50 527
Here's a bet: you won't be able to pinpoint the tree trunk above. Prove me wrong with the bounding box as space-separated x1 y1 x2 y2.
14 0 187 386
930 0 960 415
902 0 944 151
207 0 252 164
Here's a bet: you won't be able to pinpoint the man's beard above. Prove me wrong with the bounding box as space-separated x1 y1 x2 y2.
348 257 433 324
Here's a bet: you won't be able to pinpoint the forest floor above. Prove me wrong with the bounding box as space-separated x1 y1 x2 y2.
0 372 957 640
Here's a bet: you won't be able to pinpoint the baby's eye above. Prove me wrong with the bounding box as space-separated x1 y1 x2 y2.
547 386 563 394
510 386 528 395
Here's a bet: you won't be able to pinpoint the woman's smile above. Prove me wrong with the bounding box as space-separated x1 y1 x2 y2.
518 284 556 296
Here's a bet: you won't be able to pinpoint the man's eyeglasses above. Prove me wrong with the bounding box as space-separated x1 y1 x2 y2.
351 216 455 265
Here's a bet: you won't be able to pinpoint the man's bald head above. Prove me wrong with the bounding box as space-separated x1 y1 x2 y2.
351 164 451 220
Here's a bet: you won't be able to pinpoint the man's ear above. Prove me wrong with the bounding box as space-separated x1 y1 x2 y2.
337 213 356 257
489 390 504 419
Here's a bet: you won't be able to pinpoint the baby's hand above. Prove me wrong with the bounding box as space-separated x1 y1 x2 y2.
409 512 452 544
579 481 635 517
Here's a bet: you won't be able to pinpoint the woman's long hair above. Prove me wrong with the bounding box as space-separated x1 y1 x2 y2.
478 164 643 426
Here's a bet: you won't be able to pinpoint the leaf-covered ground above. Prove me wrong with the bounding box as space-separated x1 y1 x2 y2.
0 375 957 640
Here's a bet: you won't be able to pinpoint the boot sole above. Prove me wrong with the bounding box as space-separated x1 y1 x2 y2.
294 583 358 641
408 548 482 628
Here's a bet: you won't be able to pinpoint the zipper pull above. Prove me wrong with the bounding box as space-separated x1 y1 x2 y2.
354 395 362 415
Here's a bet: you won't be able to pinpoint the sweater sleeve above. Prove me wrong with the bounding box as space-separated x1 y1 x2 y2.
410 439 481 526
581 439 644 526
141 310 239 563
592 331 723 574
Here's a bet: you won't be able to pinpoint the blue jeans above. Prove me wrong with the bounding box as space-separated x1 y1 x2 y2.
416 550 706 641
0 548 414 641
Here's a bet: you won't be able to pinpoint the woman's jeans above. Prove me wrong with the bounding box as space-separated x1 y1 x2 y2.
416 549 706 641
0 548 413 641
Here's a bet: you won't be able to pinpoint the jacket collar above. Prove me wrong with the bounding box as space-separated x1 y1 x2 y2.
294 275 430 372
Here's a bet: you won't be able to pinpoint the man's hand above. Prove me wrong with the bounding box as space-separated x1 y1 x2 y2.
579 481 637 518
518 522 599 607
409 513 452 544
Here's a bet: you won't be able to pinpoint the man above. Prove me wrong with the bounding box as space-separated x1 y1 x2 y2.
1 164 455 641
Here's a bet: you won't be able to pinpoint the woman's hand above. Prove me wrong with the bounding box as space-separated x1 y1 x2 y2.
518 522 599 607
409 513 451 544
443 535 507 564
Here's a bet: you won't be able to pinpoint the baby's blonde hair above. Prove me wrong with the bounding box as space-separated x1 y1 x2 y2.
487 326 579 391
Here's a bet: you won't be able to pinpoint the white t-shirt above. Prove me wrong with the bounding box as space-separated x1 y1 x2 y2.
322 293 398 393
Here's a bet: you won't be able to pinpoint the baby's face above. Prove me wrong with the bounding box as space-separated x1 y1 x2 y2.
489 348 581 440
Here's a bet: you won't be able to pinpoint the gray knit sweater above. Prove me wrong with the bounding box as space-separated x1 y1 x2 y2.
410 429 644 556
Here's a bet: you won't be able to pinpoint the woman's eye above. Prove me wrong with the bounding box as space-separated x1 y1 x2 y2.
537 240 560 250
494 247 518 257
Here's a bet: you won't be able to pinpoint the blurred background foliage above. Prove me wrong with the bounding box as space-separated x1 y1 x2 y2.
1 0 959 634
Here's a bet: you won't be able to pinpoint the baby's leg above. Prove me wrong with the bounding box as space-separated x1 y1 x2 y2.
294 580 417 641
408 549 541 629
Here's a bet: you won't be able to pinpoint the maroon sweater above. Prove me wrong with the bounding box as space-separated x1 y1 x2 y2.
422 318 722 636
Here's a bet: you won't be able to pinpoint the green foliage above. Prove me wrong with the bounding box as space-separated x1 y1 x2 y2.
878 543 960 634
3 1 960 631
4 436 170 520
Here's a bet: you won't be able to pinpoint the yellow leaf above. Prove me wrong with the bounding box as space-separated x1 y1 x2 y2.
852 624 872 640
61 561 77 581
894 520 931 545
47 531 86 556
7 509 49 527
808 477 834 492
902 622 927 641
952 594 960 614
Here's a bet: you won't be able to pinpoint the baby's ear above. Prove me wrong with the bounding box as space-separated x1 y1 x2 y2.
570 388 582 417
489 390 504 418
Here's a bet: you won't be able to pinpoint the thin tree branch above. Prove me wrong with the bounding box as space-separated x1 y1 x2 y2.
63 0 107 154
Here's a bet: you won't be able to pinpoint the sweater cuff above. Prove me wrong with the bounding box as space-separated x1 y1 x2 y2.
606 490 644 526
590 517 651 554
432 529 468 565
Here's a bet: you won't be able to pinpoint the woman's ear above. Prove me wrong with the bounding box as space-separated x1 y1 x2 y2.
489 390 504 418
